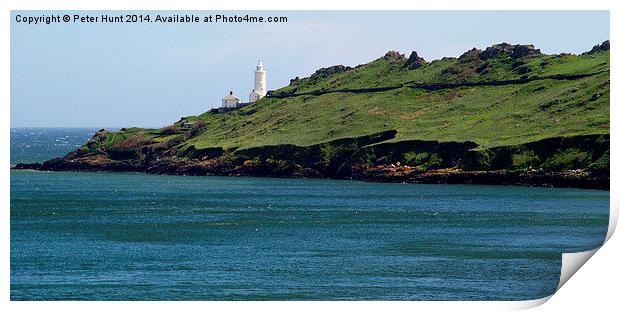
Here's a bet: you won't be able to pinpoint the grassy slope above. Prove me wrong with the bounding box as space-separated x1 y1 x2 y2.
272 51 609 93
100 48 610 152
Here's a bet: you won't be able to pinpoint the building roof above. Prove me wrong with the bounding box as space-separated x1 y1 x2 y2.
223 94 240 100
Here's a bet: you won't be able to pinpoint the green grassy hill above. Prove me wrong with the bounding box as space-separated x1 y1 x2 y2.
31 41 609 188
162 43 609 151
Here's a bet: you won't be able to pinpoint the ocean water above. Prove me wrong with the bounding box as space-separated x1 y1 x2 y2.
10 128 106 165
10 128 610 300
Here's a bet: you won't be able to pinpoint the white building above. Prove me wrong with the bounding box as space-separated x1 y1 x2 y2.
220 60 267 110
221 91 240 108
249 60 266 103
248 90 261 103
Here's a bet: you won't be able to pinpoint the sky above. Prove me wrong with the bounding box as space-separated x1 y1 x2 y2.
11 11 609 128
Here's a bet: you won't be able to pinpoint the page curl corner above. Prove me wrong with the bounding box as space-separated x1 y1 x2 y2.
556 248 600 291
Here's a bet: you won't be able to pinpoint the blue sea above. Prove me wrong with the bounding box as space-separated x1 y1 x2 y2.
10 128 610 300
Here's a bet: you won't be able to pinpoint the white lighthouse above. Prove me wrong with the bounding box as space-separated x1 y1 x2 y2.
249 60 266 103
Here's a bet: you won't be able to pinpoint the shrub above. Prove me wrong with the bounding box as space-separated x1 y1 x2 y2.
460 149 491 170
116 133 152 149
589 151 609 173
158 134 188 149
543 148 590 171
403 151 430 166
512 150 540 170
422 153 443 170
160 125 180 135
186 121 208 138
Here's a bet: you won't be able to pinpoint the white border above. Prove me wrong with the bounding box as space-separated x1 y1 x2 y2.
2 1 616 310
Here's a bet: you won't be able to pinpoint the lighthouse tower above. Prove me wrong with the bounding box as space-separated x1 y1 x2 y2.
249 60 266 103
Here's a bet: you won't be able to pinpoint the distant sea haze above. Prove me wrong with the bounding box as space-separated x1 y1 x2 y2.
10 128 108 165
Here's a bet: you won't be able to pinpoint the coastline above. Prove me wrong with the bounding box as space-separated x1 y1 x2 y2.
11 163 609 190
12 130 609 190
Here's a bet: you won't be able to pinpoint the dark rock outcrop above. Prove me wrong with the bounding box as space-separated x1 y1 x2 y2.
458 48 482 63
383 51 406 61
13 162 42 170
269 71 604 99
479 43 541 60
586 40 610 54
404 51 427 69
511 44 542 58
289 76 301 86
309 65 351 80
349 166 608 190
85 129 108 149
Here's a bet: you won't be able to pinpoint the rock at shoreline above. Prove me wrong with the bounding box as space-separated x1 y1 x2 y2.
13 162 42 170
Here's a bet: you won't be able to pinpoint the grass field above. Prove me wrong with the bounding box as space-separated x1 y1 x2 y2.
93 45 609 153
